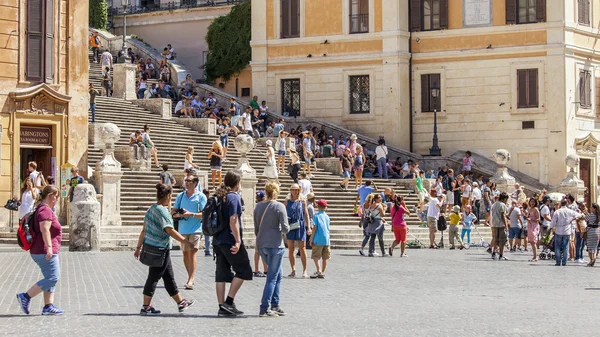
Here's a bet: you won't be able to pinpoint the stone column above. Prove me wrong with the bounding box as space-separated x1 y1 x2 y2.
112 63 137 101
69 183 101 251
490 149 516 195
93 123 124 226
556 154 587 202
233 134 258 247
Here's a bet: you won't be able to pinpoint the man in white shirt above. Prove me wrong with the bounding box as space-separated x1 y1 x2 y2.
426 194 445 248
471 182 482 222
297 173 313 200
301 131 313 177
375 139 388 179
539 196 552 237
100 50 113 69
28 161 45 192
241 110 253 135
166 44 175 60
550 199 583 266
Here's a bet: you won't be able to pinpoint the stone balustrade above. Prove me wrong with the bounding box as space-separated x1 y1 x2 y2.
132 99 172 119
114 146 150 171
315 157 340 175
177 118 216 135
112 63 137 100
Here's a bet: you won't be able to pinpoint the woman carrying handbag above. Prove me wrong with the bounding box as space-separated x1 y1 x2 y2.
133 183 196 315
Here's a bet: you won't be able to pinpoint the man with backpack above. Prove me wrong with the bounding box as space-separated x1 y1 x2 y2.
206 171 252 316
442 169 455 213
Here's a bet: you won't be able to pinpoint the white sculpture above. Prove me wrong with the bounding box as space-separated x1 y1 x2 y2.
493 149 511 168
565 153 580 172
490 149 516 192
96 123 122 170
234 134 256 176
557 153 586 202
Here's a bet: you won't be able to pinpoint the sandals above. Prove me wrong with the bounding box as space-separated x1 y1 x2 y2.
287 271 296 278
184 283 194 290
528 259 538 262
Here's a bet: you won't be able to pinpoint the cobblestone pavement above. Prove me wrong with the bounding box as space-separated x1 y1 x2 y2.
0 247 598 337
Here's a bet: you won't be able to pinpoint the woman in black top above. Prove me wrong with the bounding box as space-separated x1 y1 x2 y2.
208 141 224 189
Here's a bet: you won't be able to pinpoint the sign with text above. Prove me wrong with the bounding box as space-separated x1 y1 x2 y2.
464 0 491 26
20 126 51 146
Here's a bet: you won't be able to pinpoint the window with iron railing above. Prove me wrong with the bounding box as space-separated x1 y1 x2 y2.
349 75 370 114
349 0 369 34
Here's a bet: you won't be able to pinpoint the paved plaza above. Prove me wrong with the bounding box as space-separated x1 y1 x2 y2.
0 247 598 336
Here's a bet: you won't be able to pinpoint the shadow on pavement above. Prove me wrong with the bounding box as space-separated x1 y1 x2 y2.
84 313 254 319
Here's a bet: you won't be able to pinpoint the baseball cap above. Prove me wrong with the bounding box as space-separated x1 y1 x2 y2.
256 190 265 199
317 200 328 208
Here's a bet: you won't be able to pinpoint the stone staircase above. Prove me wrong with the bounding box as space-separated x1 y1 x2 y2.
86 58 492 250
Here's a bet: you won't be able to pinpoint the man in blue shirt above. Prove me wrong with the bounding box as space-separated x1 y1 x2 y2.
353 180 377 214
273 119 285 137
213 171 252 317
172 175 207 290
310 200 331 279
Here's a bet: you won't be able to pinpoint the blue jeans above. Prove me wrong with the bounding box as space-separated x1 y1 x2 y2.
90 103 96 123
377 158 388 179
461 228 471 244
31 254 60 292
575 232 585 260
258 247 284 312
554 234 570 265
204 235 211 254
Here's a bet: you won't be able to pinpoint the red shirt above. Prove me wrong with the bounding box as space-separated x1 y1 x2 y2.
30 204 62 255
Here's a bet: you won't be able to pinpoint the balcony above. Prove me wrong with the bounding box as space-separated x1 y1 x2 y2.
349 14 369 34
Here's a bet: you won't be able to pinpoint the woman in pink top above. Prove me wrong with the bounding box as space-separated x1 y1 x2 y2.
16 185 64 315
526 197 540 262
389 196 410 257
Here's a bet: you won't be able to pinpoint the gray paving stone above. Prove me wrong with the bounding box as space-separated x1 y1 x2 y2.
0 247 597 336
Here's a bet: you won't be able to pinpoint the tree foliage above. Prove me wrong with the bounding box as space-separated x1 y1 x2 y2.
205 1 251 83
89 0 108 30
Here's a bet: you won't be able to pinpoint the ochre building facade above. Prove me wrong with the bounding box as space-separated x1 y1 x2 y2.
0 0 89 228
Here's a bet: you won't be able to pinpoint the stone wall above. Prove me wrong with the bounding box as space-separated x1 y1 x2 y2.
132 99 172 119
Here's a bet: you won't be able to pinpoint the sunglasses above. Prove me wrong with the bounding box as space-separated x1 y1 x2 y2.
184 179 194 183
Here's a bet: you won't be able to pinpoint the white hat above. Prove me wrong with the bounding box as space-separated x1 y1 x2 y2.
350 134 357 140
266 140 272 146
437 192 444 197
472 182 478 187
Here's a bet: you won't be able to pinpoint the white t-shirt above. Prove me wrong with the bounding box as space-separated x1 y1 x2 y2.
275 137 286 151
303 138 311 152
462 185 472 199
427 198 442 218
101 51 112 65
242 113 252 131
540 204 551 226
472 187 482 201
375 145 388 160
298 179 312 199
174 101 184 113
259 105 269 113
509 207 522 228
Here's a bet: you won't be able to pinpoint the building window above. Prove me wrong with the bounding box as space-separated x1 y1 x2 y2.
410 0 448 32
26 0 54 83
579 70 592 108
280 0 300 39
349 0 369 34
281 79 301 117
420 74 441 112
506 0 546 25
578 0 590 26
349 75 370 114
517 69 538 108
241 88 251 97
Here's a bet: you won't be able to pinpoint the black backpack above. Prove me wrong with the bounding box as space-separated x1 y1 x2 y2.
202 194 229 237
437 215 447 231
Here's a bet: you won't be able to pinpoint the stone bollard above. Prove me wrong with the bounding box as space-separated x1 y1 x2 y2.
233 134 257 247
93 123 124 226
490 149 516 195
69 183 101 251
112 63 137 100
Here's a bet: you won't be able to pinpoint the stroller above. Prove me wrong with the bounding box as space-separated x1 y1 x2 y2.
468 224 490 248
406 228 426 249
538 232 556 260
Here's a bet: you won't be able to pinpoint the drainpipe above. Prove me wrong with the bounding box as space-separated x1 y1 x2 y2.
408 7 414 153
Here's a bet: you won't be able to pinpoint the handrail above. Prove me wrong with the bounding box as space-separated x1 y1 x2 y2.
109 0 246 16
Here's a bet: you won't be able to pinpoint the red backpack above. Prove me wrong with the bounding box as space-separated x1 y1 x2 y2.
17 208 38 251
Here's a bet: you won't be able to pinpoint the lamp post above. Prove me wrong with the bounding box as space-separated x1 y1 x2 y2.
118 1 131 63
429 83 441 156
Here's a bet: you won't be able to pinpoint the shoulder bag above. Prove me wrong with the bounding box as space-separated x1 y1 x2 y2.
4 199 20 211
288 201 302 231
139 216 168 268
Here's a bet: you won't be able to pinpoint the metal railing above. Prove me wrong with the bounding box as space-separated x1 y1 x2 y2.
349 14 369 34
109 0 246 16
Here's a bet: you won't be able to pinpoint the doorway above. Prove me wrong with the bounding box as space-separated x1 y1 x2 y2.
580 158 592 207
20 148 52 184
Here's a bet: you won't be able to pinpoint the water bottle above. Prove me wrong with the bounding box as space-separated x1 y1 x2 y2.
211 211 217 227
23 224 32 243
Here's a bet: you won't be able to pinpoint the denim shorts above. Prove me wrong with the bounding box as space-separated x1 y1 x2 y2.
220 135 229 147
211 166 222 171
508 227 522 239
342 170 351 178
278 150 286 157
31 254 60 292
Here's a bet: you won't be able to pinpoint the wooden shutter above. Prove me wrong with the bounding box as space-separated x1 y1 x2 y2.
578 0 584 24
410 0 422 32
517 70 527 108
536 0 546 22
290 0 300 37
505 0 517 25
359 0 369 15
439 0 448 29
45 0 54 83
421 74 430 112
579 71 585 106
280 0 289 38
26 0 44 81
586 71 592 107
431 73 441 110
529 69 538 107
583 0 590 25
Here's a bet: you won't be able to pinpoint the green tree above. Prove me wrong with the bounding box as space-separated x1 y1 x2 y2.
205 1 251 83
89 0 108 30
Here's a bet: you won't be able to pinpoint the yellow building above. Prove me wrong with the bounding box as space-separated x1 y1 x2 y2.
0 0 89 228
251 0 411 148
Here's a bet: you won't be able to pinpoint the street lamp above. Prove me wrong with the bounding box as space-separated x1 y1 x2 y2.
429 83 441 156
118 1 131 63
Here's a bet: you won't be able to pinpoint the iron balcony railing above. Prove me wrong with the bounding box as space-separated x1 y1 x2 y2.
109 0 247 16
349 13 369 34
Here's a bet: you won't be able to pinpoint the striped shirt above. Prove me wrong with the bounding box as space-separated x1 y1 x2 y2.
586 213 599 228
143 204 173 249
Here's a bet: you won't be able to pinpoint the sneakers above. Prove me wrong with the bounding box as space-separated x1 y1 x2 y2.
220 303 244 316
16 293 30 315
449 246 455 250
205 251 212 257
259 309 278 317
41 304 65 316
218 307 235 317
498 255 509 261
140 305 161 315
576 259 588 264
271 306 287 316
253 271 266 278
491 252 497 260
372 252 380 257
309 272 322 279
509 248 516 253
359 249 366 256
178 299 195 313
401 253 408 257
